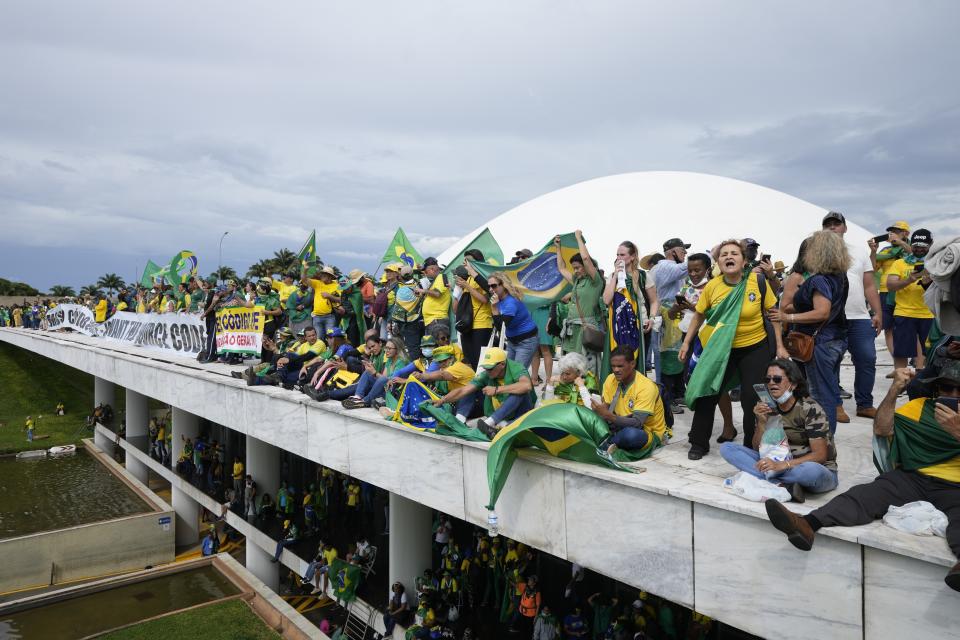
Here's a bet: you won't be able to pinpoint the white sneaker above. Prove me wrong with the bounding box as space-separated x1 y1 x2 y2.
455 414 467 423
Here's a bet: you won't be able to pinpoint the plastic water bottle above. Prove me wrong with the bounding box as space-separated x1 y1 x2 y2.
487 511 499 538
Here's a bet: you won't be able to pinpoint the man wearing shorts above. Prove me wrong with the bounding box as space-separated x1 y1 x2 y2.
886 229 934 370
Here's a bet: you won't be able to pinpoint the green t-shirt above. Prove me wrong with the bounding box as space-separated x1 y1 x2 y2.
286 289 312 323
470 360 535 415
257 291 280 311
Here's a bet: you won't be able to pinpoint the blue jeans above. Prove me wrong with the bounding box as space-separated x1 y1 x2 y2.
844 319 876 409
329 371 388 403
506 334 538 369
610 426 649 451
489 393 534 424
456 394 482 420
719 442 839 493
807 337 844 433
274 538 296 561
651 328 662 383
312 314 336 337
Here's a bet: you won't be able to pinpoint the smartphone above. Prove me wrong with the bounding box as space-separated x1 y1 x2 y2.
752 383 778 410
761 254 771 263
675 294 686 306
913 263 925 273
872 233 889 244
936 397 959 412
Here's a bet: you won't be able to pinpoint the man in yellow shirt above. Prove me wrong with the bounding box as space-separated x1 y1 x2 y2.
417 346 478 420
94 295 108 323
764 364 960 591
869 220 912 356
302 265 341 337
272 272 298 305
232 456 244 502
886 229 934 369
591 345 668 456
418 257 451 331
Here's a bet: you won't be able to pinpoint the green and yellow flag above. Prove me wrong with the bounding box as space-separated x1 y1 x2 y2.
470 232 580 310
298 230 317 264
139 260 163 288
889 397 960 471
683 277 748 409
443 227 504 276
486 403 629 510
381 227 423 269
167 250 198 285
330 558 362 603
388 378 490 442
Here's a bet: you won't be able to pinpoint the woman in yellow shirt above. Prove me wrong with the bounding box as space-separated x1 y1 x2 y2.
679 239 786 460
456 250 494 368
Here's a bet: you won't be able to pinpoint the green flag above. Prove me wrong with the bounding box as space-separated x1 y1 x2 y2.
683 277 749 409
443 227 504 276
470 232 579 310
380 227 423 268
421 401 491 442
139 260 162 288
486 403 630 510
330 558 362 603
889 397 960 471
298 230 317 263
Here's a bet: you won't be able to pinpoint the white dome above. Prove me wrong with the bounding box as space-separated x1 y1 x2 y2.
439 171 875 269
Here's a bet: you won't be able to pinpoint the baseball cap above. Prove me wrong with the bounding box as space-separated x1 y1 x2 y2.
662 238 691 251
334 344 352 359
431 346 456 362
742 237 760 247
911 228 932 246
326 327 345 338
886 221 910 233
423 257 439 268
420 335 438 348
480 347 507 369
383 263 402 273
515 249 533 259
822 211 846 226
919 360 960 386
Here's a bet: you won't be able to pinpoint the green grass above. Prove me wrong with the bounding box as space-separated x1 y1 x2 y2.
0 342 96 454
99 599 282 640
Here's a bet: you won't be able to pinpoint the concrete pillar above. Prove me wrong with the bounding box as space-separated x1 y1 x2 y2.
246 435 279 502
171 407 200 465
172 486 200 546
93 377 117 452
388 492 433 597
124 389 150 485
246 542 280 592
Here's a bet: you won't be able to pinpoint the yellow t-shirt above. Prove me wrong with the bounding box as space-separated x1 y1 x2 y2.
695 273 776 349
95 299 108 323
294 339 327 356
232 461 244 480
322 547 338 566
307 279 340 316
467 277 493 330
888 259 933 319
601 373 667 443
423 274 452 325
444 361 476 391
875 247 905 294
347 484 360 507
272 279 298 304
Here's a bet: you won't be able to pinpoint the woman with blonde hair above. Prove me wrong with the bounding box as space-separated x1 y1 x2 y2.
769 230 849 432
679 239 787 460
603 240 659 365
488 274 539 368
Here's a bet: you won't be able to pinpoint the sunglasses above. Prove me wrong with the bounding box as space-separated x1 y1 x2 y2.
764 375 784 384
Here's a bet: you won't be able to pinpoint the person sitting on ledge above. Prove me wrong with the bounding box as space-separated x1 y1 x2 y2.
591 345 668 457
764 363 960 592
409 346 477 419
272 518 299 563
330 336 409 409
720 358 839 503
548 352 599 405
433 347 535 438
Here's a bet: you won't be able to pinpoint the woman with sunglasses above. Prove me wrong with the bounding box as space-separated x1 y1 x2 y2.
720 358 839 502
488 275 539 369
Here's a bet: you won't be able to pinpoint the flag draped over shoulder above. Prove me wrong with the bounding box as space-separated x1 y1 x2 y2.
443 228 504 276
140 260 163 288
471 232 579 310
683 277 748 409
889 398 960 470
381 227 423 268
389 378 490 442
330 558 362 603
486 403 629 510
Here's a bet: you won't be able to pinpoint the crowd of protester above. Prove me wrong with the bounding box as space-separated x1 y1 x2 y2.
9 213 960 599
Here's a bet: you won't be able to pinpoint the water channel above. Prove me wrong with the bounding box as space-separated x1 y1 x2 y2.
0 565 239 639
0 448 149 539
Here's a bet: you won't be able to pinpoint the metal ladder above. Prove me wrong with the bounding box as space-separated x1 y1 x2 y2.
342 597 377 640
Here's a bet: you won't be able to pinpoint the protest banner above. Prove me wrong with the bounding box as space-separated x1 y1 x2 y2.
45 304 98 335
215 306 264 355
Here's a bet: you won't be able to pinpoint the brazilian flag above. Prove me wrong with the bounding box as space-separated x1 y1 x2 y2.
888 397 960 472
486 403 631 510
389 378 489 442
330 558 362 603
140 260 163 288
298 229 317 264
167 250 198 285
683 277 748 409
471 232 580 311
380 227 423 269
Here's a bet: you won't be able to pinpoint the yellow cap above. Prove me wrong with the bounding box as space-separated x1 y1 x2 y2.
886 220 910 232
431 345 456 362
480 347 507 369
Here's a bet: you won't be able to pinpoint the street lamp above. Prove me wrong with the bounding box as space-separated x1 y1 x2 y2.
218 231 230 285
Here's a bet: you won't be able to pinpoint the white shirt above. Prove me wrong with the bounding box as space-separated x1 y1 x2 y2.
845 241 872 320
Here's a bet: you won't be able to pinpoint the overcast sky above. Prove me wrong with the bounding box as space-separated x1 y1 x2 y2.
2 1 958 292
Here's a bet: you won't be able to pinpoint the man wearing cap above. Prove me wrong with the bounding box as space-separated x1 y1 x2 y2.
414 345 478 420
255 277 282 359
391 264 426 360
417 257 451 332
823 211 883 420
337 272 367 347
887 229 935 370
870 221 913 359
434 347 535 437
764 363 960 592
652 239 692 386
197 275 221 362
302 265 341 338
272 272 299 305
743 237 781 294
